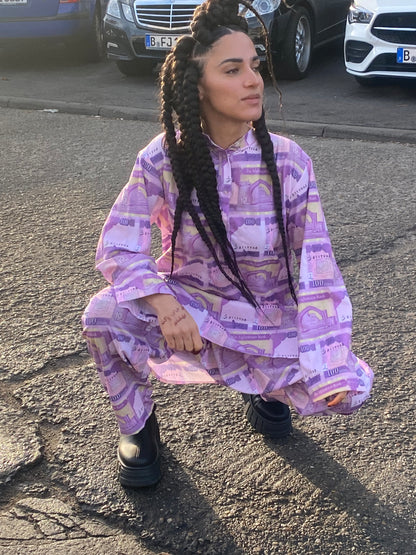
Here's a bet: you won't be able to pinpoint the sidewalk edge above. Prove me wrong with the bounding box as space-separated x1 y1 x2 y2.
1 96 415 144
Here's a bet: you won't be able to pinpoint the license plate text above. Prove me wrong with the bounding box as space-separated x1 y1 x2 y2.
145 35 180 50
397 47 416 64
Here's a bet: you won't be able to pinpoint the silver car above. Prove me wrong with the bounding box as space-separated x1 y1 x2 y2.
104 0 350 79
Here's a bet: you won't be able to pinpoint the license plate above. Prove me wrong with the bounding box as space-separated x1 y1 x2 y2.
0 0 28 4
397 47 416 64
145 34 181 50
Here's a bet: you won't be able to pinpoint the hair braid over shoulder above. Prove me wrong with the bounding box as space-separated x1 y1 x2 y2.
252 111 297 302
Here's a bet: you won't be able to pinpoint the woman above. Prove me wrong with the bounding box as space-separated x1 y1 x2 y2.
82 0 373 488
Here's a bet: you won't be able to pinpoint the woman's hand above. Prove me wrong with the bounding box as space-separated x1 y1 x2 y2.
326 391 348 407
145 294 203 353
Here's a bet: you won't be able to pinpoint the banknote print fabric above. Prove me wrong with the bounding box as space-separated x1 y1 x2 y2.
82 130 373 435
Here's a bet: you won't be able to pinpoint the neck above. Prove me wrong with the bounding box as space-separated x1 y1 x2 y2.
202 120 251 149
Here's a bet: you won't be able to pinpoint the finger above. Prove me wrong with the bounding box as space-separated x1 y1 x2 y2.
183 333 195 352
162 326 183 351
327 392 347 407
174 336 185 351
164 333 176 350
191 331 203 354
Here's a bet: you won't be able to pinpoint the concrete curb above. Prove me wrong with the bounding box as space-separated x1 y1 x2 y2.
1 95 416 144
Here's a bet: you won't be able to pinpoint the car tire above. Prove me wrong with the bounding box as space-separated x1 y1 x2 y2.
87 4 105 62
75 3 105 62
116 59 154 77
274 7 313 80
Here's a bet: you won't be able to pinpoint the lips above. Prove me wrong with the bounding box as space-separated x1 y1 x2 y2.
242 94 261 101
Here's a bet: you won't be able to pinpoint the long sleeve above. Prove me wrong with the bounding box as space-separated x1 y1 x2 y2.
95 137 174 305
287 155 367 403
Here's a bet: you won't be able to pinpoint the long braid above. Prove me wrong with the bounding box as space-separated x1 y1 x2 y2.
160 50 187 271
252 111 297 304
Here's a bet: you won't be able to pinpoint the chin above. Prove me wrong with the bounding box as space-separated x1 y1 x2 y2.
249 109 263 123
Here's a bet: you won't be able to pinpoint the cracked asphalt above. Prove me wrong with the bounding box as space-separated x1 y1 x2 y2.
0 64 415 553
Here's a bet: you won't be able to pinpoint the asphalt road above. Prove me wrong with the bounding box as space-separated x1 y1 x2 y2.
0 39 416 135
0 102 415 554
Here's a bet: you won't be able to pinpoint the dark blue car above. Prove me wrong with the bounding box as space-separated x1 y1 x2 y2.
0 0 109 61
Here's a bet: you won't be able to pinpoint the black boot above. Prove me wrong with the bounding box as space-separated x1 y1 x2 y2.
117 408 162 487
242 394 292 438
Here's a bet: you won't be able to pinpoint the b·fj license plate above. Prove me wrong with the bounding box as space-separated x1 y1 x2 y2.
145 34 180 50
397 47 416 64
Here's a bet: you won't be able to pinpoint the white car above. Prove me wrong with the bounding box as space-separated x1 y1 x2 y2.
344 0 416 85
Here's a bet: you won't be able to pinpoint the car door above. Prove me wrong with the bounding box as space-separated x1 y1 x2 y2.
323 0 350 36
311 0 350 44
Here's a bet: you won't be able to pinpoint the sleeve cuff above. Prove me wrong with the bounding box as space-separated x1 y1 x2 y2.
114 280 175 305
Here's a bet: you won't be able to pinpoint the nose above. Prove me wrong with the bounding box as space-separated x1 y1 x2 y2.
243 65 262 87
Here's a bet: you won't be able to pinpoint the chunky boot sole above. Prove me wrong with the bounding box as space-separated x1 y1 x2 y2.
117 455 162 488
242 393 293 438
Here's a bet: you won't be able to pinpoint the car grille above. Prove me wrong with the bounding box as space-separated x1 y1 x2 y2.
367 53 416 73
133 2 199 31
372 12 416 45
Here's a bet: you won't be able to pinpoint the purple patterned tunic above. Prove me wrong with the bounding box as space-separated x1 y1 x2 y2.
82 130 373 435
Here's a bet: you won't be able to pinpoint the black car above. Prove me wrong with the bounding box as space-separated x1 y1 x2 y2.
103 0 350 79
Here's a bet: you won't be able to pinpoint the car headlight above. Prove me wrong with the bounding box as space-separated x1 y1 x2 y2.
106 0 134 22
121 2 134 23
244 0 281 19
106 0 121 18
348 3 373 24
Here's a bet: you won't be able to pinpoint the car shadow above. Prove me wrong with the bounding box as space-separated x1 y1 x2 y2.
0 40 97 70
0 39 161 84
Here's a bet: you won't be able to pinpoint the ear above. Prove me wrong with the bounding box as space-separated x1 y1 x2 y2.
198 83 204 101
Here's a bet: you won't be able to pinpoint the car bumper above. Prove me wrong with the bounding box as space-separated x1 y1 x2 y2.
104 15 165 61
344 16 416 79
0 9 90 40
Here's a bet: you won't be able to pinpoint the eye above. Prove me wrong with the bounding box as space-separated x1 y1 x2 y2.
225 67 239 74
252 63 261 72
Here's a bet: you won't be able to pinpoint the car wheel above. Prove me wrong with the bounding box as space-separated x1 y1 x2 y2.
274 7 313 80
86 4 105 62
116 59 154 77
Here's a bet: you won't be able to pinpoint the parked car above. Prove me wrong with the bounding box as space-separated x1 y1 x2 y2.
345 0 416 85
103 0 350 79
0 0 109 61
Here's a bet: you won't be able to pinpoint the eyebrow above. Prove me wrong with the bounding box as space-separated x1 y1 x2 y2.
219 56 260 66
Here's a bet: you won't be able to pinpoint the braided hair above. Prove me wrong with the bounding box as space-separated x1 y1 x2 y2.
159 0 297 306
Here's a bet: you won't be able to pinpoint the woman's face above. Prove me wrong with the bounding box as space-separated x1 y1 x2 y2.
197 31 264 135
